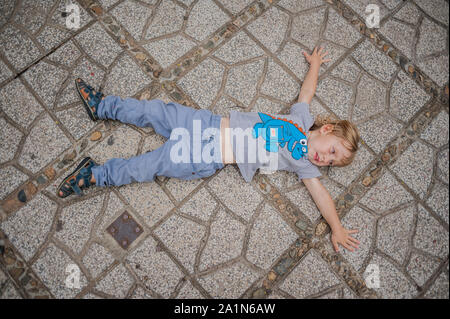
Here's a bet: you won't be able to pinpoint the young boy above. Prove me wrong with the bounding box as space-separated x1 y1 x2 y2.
58 47 360 253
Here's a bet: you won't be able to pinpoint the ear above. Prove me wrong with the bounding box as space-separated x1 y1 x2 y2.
319 124 334 135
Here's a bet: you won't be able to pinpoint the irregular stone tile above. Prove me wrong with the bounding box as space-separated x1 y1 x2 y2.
279 41 309 81
379 20 416 60
1 193 56 261
393 1 421 25
176 281 203 299
36 26 72 52
104 54 152 97
436 148 449 184
0 117 22 164
179 187 217 221
56 83 80 108
364 252 417 298
328 145 374 187
185 0 229 41
390 141 434 199
95 263 134 297
414 0 449 25
142 35 196 69
0 0 15 28
343 0 391 21
83 242 116 278
211 95 243 117
55 195 104 255
390 70 429 123
416 18 447 58
0 25 41 70
278 0 324 13
407 253 440 287
220 0 253 15
377 205 415 264
324 7 362 48
330 57 361 83
86 124 141 164
280 250 341 298
424 269 449 299
353 74 386 122
55 105 96 141
199 207 245 271
19 114 71 173
428 180 450 219
130 286 156 299
338 205 376 271
13 0 47 34
251 97 285 114
154 214 205 273
47 40 82 68
141 134 166 154
165 177 202 202
1 281 22 299
213 31 265 65
125 235 185 298
71 57 105 93
247 203 297 269
417 55 449 87
96 191 126 239
291 7 326 49
119 182 174 227
352 40 397 83
109 0 152 40
316 77 353 119
413 205 449 259
0 59 13 83
75 22 122 68
308 97 332 119
225 59 264 107
197 261 260 298
359 171 413 213
145 0 184 39
358 114 402 154
247 6 289 53
32 243 88 298
317 289 341 299
98 0 121 10
420 111 449 148
0 166 28 200
208 165 263 221
23 61 69 108
260 59 300 103
178 58 225 109
380 0 402 9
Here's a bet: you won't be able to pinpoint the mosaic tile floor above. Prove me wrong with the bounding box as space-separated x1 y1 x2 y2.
0 0 448 299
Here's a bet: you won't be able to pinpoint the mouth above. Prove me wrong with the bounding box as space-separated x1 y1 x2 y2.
314 152 319 162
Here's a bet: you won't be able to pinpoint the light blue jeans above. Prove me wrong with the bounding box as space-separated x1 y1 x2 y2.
91 96 224 186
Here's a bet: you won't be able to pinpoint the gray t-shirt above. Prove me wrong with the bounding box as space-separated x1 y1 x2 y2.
229 102 321 182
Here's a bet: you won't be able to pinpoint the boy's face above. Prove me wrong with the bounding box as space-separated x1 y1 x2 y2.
307 124 352 167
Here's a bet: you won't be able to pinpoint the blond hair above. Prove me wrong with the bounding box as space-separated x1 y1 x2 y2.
310 114 360 167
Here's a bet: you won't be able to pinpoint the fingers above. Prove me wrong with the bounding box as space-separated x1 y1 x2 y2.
332 239 339 252
348 229 359 234
343 242 354 252
348 236 360 245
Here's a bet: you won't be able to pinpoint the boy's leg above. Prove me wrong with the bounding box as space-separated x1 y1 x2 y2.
97 96 199 139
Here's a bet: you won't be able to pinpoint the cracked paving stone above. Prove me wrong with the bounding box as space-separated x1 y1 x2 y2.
213 31 265 65
436 148 449 184
414 0 449 25
323 7 362 48
278 0 324 13
179 187 217 222
260 59 299 104
291 7 326 50
95 263 134 298
0 117 22 164
426 181 449 225
0 166 28 200
357 114 402 154
83 242 116 278
353 74 386 122
424 269 449 299
406 253 440 287
142 35 196 69
110 0 152 40
145 0 184 40
176 281 203 299
199 207 245 271
316 77 353 120
420 110 449 149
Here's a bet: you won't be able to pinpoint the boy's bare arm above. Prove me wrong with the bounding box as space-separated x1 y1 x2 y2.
297 47 330 105
302 177 360 252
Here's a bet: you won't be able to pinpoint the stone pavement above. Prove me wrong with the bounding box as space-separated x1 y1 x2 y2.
0 0 448 299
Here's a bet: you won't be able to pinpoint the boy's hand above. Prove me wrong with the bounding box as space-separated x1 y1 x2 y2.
303 47 331 66
331 226 360 252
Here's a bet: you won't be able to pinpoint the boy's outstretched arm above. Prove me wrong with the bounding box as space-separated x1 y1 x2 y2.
302 177 360 252
297 47 330 105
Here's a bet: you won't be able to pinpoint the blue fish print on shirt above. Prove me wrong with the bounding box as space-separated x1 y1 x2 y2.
252 112 308 160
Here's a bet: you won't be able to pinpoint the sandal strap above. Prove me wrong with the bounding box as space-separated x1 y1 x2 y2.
69 178 83 195
79 167 92 187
